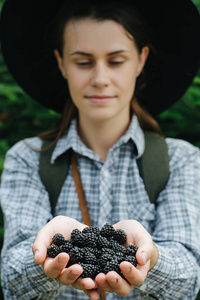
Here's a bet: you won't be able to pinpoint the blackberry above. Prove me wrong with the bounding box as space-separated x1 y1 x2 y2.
79 263 100 279
61 240 73 253
124 255 137 267
111 242 126 255
97 236 111 249
100 223 115 238
68 246 83 265
79 247 95 257
52 233 65 246
93 248 102 258
71 229 86 247
82 232 98 248
82 226 100 235
47 244 61 258
113 252 125 264
126 245 138 256
98 253 113 268
103 258 120 274
71 229 82 241
101 247 115 256
113 229 127 245
84 252 97 265
46 224 137 280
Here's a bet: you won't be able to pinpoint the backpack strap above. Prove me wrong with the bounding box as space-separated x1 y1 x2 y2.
39 131 169 215
137 131 169 204
39 140 69 215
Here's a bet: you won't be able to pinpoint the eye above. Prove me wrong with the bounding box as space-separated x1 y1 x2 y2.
76 61 92 67
110 61 123 65
109 60 124 66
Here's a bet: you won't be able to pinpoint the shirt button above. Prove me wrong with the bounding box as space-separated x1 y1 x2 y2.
103 169 110 178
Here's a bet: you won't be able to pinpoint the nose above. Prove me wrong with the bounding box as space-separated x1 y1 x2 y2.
90 62 110 88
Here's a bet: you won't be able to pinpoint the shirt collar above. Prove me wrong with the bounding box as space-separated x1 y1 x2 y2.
51 115 145 163
118 115 145 158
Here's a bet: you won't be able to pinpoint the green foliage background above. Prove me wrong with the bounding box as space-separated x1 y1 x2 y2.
0 0 200 298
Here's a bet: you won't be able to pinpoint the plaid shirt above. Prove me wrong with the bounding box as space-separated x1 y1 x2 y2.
1 116 200 300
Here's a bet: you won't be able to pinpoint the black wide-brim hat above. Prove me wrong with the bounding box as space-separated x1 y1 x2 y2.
1 0 200 115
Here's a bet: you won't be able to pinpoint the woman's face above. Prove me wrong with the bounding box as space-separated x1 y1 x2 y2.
55 18 149 126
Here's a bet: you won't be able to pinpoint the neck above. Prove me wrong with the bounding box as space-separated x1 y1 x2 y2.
78 115 131 161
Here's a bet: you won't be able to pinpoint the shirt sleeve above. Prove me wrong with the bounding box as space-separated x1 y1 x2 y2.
137 138 200 299
0 139 61 299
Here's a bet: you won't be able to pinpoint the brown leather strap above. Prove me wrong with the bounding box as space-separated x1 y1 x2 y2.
71 151 92 226
71 151 106 300
99 288 106 300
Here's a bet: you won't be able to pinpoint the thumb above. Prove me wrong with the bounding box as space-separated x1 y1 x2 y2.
32 239 48 265
136 242 158 269
136 248 149 266
32 229 53 264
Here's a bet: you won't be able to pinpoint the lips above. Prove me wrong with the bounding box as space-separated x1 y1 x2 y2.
85 95 114 99
85 95 115 103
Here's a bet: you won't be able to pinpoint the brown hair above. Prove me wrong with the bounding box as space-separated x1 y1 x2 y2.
38 97 162 150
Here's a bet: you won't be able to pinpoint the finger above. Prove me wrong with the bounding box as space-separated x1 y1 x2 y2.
120 261 149 286
95 272 114 293
43 253 69 279
84 289 100 300
32 227 54 264
32 244 47 265
136 242 155 267
73 277 98 290
58 264 83 286
106 271 132 296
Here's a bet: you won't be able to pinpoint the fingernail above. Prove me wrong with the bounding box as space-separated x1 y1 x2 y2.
58 256 66 264
34 250 39 257
123 266 131 274
34 250 40 262
71 269 81 276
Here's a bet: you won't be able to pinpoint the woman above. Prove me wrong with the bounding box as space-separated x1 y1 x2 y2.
1 0 200 299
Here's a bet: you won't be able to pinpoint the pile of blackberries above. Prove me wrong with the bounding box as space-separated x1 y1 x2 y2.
47 223 138 279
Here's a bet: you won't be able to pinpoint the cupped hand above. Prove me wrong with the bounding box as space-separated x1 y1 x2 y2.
94 220 158 297
32 216 103 298
32 216 90 286
32 218 158 299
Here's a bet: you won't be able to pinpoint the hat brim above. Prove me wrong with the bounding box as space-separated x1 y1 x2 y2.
1 0 200 115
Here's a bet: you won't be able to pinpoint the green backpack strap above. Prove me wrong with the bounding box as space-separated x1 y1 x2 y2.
137 131 169 203
39 131 169 215
39 140 69 215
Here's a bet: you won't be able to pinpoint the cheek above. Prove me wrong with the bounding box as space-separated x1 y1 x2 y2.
117 64 138 85
67 68 89 90
66 75 90 107
118 69 137 95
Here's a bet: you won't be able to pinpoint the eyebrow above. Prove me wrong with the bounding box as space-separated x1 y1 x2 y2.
68 50 128 57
